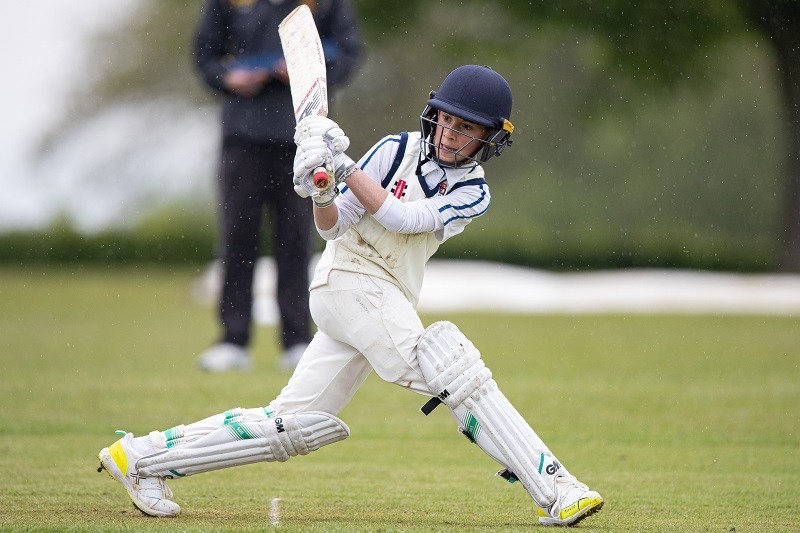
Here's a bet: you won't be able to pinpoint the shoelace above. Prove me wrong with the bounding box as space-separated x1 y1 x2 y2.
556 474 589 493
139 476 170 500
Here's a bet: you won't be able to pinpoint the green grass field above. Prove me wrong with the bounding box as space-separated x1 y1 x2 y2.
0 266 798 532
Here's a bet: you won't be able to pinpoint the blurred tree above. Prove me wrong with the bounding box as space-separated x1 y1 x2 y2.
506 1 800 271
735 1 800 270
353 0 798 270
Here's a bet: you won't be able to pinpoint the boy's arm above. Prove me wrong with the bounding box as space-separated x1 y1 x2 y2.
342 170 388 215
312 168 386 231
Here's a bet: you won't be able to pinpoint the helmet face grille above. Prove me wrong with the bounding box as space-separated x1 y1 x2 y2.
419 108 512 167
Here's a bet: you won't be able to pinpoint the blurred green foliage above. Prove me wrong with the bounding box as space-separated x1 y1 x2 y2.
0 209 773 271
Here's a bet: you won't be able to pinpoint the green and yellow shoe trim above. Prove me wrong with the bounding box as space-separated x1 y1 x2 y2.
536 494 604 525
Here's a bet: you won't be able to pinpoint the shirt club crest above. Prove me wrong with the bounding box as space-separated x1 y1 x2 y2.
391 179 408 199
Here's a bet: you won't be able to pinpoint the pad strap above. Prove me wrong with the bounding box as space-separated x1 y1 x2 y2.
420 396 443 415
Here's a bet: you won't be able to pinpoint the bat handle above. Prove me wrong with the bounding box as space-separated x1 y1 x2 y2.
313 167 331 189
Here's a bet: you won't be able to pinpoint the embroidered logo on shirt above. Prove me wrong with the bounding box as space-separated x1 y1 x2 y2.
438 180 448 196
391 179 407 199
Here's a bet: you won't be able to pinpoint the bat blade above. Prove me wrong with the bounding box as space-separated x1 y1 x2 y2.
279 4 328 122
279 4 332 190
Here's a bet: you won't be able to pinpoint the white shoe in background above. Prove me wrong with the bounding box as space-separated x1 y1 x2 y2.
196 343 252 372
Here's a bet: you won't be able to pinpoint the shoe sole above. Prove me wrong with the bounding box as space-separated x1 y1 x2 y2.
539 498 604 527
97 448 179 517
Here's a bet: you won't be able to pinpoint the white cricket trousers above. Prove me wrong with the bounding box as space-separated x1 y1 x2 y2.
269 270 432 416
137 271 434 457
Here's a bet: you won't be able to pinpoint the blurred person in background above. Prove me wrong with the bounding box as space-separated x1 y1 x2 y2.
193 0 362 372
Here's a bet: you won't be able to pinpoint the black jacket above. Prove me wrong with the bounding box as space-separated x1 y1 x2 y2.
194 0 363 145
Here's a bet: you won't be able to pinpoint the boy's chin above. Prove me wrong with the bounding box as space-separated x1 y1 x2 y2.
435 152 459 165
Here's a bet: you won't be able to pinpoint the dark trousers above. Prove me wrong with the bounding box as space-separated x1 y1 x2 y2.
217 141 313 350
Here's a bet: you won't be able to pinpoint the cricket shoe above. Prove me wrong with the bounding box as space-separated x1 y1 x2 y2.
197 342 252 372
97 432 181 517
535 474 603 527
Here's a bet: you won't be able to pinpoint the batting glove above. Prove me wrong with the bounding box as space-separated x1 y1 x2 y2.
293 137 340 207
294 115 350 154
292 171 339 207
310 184 339 208
330 151 357 182
293 137 331 185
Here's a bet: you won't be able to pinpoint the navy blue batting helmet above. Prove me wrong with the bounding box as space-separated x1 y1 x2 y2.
420 65 514 166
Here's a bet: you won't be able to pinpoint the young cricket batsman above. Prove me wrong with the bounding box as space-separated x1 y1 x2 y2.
98 64 604 527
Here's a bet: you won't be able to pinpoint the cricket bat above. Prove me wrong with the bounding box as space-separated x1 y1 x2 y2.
279 4 331 189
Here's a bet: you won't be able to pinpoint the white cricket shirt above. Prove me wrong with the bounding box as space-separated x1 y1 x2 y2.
311 131 492 306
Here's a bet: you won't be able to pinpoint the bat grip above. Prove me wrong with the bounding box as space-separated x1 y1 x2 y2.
313 167 330 189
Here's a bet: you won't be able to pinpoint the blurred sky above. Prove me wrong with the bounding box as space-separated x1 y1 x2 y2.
0 1 133 229
0 0 216 233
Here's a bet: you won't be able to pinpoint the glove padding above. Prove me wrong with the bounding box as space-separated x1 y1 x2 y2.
293 137 331 187
293 137 339 207
294 115 350 155
293 172 340 207
330 151 357 182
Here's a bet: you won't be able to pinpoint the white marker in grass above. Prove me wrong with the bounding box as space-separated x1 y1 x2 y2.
269 497 281 527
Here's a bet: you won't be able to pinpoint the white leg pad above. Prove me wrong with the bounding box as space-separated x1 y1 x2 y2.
418 321 564 508
136 411 349 478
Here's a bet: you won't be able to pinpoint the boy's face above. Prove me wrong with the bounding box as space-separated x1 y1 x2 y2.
432 111 490 166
